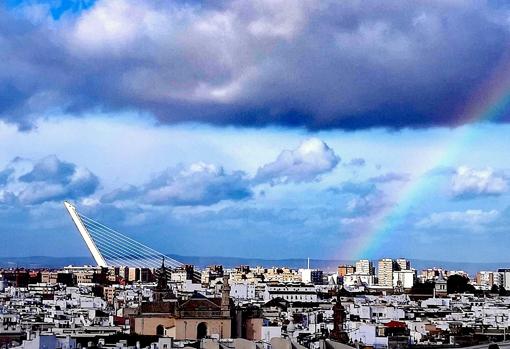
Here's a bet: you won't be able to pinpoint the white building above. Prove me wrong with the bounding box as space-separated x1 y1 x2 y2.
230 283 256 300
393 270 416 289
355 260 374 275
498 269 510 289
352 304 406 321
170 271 188 283
347 323 389 348
263 283 317 302
0 313 21 334
14 332 77 349
298 269 323 285
344 274 375 287
299 269 313 284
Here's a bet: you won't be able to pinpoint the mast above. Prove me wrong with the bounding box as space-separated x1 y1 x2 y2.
64 201 108 267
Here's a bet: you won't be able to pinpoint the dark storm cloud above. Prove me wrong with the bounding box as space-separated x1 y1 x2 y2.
2 0 510 129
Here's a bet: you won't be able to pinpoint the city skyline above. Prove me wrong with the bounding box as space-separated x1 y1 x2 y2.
3 1 510 262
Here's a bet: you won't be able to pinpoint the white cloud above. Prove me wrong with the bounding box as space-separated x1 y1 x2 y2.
0 155 99 205
246 0 308 39
415 209 499 230
340 217 366 225
451 166 508 199
0 190 17 205
102 162 252 206
254 138 340 184
70 1 148 53
346 191 386 216
369 172 409 183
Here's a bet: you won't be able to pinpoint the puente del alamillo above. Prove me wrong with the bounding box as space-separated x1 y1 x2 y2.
64 201 184 269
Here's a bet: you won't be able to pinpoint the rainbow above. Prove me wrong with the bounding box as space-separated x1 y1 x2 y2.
338 51 510 261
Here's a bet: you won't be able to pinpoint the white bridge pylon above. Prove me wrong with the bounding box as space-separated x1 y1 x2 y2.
64 201 183 269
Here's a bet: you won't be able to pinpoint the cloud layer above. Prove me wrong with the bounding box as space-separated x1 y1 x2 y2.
103 138 340 205
2 0 510 129
2 124 510 260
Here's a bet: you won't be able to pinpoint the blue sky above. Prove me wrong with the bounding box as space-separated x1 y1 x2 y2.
2 1 510 262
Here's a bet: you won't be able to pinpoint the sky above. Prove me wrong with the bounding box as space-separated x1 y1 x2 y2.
2 0 510 262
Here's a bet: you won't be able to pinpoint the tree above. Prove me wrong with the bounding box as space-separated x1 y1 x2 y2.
491 284 499 294
447 275 476 294
410 281 435 294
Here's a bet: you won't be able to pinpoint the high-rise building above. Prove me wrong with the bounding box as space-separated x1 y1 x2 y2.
300 258 324 285
493 272 502 287
378 258 395 288
420 268 446 281
499 269 510 290
476 271 499 287
310 270 324 285
128 267 140 282
337 265 355 277
355 259 374 275
300 268 324 285
396 258 410 271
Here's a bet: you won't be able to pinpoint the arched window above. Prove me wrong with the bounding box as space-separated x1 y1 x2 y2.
156 324 165 336
197 322 208 339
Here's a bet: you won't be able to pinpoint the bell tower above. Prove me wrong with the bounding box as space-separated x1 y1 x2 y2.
154 257 173 302
330 288 349 343
221 274 231 317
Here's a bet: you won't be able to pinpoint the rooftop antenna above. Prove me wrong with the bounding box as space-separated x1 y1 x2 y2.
307 257 310 269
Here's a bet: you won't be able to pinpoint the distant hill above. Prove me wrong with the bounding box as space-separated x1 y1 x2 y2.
166 255 510 276
1 255 509 276
0 256 94 269
167 255 350 272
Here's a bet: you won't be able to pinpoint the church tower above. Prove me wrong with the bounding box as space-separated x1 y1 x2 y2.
221 274 231 317
153 257 173 302
330 288 349 343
